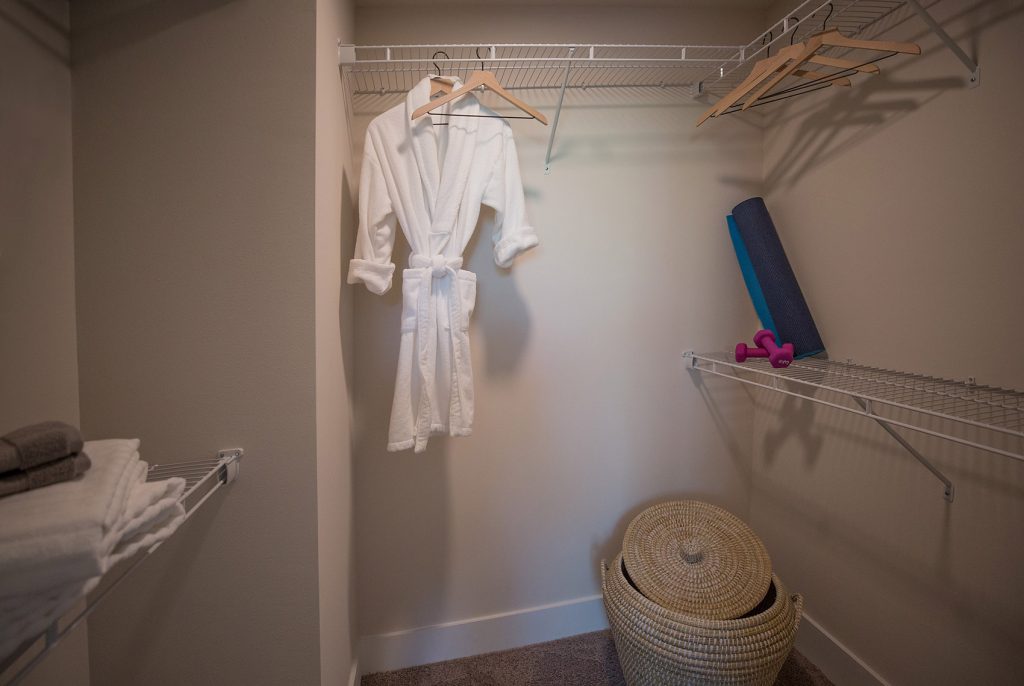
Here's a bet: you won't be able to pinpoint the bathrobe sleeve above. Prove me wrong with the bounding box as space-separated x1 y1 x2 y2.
347 141 398 295
483 126 539 268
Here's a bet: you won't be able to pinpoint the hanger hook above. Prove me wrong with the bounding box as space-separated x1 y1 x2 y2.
821 3 834 31
476 46 486 72
788 17 801 45
761 30 773 58
431 50 449 75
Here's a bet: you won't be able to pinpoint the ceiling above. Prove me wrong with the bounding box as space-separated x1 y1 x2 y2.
356 0 775 7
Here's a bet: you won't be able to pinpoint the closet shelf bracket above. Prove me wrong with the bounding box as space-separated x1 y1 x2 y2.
684 351 1024 503
2 449 244 685
544 46 575 175
905 0 980 88
851 397 954 502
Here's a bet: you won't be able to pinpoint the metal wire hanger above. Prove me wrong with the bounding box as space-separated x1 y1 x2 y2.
413 47 549 125
429 50 456 98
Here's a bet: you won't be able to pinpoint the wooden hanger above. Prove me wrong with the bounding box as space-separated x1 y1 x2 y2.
741 29 919 111
695 44 805 126
806 54 881 73
695 29 919 125
429 75 455 98
412 70 549 125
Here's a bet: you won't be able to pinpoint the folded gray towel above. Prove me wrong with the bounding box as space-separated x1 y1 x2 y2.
0 452 92 499
0 421 84 473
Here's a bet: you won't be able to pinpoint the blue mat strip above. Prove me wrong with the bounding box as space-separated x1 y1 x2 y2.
728 214 778 342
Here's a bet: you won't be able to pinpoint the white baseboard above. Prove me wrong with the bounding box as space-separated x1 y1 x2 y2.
797 612 890 686
358 594 609 676
348 658 360 686
358 599 886 685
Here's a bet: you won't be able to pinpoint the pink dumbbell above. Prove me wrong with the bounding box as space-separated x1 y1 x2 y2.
735 330 794 368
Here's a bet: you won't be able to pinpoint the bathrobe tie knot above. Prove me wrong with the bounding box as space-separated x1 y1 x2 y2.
411 253 463 278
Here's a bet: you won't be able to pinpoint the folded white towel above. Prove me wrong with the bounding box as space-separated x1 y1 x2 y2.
0 439 144 596
0 468 185 659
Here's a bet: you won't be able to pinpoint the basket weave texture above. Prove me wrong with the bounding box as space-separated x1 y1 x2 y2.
603 554 803 686
622 500 772 619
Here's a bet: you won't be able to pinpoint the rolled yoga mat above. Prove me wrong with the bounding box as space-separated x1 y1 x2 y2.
729 197 826 358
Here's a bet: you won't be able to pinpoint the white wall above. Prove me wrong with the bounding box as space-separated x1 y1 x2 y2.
0 2 88 684
315 0 358 684
71 1 324 684
350 3 766 670
754 1 1024 684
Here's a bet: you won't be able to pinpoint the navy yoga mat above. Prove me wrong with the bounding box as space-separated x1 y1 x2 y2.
729 197 826 358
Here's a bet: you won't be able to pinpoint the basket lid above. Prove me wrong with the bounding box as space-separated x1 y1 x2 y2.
622 500 772 619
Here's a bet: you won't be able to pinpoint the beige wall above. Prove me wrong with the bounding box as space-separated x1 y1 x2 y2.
315 0 357 684
350 3 765 640
754 1 1024 683
71 1 324 684
0 0 79 436
0 2 89 685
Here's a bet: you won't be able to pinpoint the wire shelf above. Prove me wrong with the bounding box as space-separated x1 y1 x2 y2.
1 449 243 686
337 0 979 171
341 43 746 95
338 2 913 100
685 351 1024 467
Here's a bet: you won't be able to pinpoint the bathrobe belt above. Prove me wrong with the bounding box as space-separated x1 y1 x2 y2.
408 253 468 452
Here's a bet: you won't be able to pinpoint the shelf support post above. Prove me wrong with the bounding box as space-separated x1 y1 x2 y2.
544 46 575 175
904 0 980 87
853 398 955 503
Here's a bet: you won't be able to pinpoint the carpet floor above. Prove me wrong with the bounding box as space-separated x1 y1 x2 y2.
361 630 834 686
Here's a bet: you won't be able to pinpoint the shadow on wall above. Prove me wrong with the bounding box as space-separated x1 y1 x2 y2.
689 374 756 490
70 0 236 65
0 0 69 63
467 206 533 378
339 168 359 651
757 0 1024 192
751 456 1024 662
750 389 1024 656
340 169 357 412
761 394 825 469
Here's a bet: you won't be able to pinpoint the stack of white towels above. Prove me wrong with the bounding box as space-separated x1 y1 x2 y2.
0 439 186 659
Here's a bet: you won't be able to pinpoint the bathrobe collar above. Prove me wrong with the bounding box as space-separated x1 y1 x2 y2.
405 77 481 249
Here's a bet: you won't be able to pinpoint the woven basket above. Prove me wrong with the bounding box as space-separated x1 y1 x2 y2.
622 500 773 619
602 554 803 686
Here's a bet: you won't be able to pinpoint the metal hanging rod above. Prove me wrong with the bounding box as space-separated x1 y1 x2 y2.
684 351 1024 503
2 449 244 686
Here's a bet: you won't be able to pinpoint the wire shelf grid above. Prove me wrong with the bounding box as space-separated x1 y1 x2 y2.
685 352 1024 464
340 1 914 100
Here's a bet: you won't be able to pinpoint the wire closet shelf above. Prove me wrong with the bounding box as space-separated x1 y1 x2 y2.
341 43 746 96
684 352 1024 502
2 449 243 686
338 1 913 99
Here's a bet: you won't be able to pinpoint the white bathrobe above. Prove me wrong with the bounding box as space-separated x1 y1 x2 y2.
348 77 539 452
